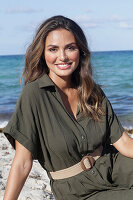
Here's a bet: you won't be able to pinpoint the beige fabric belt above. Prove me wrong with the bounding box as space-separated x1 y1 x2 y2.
50 145 103 180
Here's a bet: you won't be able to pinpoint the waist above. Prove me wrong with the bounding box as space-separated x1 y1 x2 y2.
50 145 103 180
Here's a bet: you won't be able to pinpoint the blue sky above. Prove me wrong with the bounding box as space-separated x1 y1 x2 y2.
0 0 133 55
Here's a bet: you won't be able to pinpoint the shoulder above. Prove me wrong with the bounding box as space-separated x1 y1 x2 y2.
24 79 39 92
18 79 41 106
21 79 40 98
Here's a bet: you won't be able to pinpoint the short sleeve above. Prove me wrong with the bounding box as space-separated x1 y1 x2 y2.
4 84 38 159
103 96 125 144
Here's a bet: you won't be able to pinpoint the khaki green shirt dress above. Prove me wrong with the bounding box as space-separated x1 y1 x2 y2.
4 74 133 200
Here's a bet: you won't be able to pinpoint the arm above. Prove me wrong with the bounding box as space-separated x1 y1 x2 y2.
113 131 133 158
4 140 33 200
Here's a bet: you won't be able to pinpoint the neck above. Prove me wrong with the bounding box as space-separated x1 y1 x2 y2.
49 74 73 92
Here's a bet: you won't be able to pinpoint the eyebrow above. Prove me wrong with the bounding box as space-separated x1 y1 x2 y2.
46 42 77 48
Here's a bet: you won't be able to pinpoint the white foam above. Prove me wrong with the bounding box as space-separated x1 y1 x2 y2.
123 125 133 130
0 120 8 128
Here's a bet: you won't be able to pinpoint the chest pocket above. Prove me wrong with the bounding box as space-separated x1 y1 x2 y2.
85 119 107 150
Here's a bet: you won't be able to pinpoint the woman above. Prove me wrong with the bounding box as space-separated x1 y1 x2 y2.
3 15 133 200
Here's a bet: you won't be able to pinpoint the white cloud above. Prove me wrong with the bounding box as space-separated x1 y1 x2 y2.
74 15 101 29
118 22 133 29
109 15 133 25
6 7 43 14
82 23 99 28
75 15 92 23
15 19 45 33
109 15 124 23
74 14 133 30
20 24 36 32
75 15 105 24
75 14 120 27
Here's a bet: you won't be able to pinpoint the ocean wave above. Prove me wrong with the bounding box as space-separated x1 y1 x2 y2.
0 120 8 128
0 113 12 121
123 125 133 130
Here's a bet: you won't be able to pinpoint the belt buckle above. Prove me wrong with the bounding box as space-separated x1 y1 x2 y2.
80 155 95 171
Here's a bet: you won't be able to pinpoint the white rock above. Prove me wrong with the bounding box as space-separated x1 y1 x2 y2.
0 132 55 200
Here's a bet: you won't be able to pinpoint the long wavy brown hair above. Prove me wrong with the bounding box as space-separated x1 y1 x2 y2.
21 15 104 120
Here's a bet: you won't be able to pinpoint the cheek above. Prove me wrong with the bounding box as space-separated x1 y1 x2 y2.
70 52 79 65
45 53 56 64
69 51 80 64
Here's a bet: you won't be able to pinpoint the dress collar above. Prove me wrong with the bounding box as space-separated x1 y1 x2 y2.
38 74 55 88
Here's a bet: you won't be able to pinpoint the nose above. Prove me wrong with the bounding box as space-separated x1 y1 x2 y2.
59 49 68 61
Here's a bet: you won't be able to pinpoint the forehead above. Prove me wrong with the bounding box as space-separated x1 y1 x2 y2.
45 28 76 45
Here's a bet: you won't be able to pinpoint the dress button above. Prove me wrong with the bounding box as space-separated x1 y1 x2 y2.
91 170 95 174
81 135 85 140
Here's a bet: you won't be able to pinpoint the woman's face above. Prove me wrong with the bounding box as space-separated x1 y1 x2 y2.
44 28 80 81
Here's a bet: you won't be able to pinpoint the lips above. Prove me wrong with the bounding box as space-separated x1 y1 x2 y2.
55 63 72 70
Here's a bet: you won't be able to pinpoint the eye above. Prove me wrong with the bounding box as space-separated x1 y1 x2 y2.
49 48 57 52
67 45 77 51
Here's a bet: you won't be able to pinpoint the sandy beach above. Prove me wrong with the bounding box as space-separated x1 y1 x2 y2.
0 131 55 200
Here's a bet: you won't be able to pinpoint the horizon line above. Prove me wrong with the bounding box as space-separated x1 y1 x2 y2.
0 49 133 57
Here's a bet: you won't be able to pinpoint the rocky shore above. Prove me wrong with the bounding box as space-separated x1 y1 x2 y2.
0 132 55 200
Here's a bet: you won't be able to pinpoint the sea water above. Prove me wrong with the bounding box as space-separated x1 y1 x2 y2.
0 51 133 129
